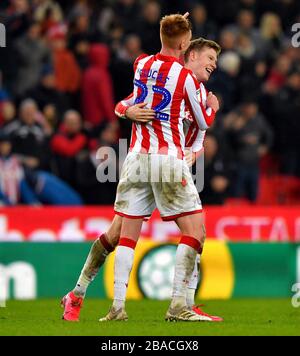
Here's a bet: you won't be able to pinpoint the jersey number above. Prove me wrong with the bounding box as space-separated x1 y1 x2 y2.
134 79 171 121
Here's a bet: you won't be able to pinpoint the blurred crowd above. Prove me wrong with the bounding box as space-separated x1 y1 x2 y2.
0 0 300 206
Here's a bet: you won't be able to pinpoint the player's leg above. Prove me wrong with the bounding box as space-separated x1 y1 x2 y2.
152 156 207 321
186 223 206 307
100 152 155 321
187 254 201 308
61 215 122 321
165 214 211 321
113 217 143 310
73 215 123 297
184 223 223 322
166 213 206 318
100 217 144 321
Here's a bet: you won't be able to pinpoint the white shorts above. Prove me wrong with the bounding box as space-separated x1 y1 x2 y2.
114 152 202 221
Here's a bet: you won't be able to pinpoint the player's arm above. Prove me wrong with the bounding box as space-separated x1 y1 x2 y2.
184 120 205 167
114 52 155 123
184 73 218 130
114 93 135 119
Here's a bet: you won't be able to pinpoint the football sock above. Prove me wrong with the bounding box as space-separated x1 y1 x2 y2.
186 288 196 309
171 236 201 309
187 254 201 308
113 238 137 309
73 234 115 297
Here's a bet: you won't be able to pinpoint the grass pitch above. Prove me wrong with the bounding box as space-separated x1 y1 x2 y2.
0 298 299 336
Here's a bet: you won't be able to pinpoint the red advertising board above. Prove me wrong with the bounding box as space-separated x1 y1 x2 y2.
0 206 300 242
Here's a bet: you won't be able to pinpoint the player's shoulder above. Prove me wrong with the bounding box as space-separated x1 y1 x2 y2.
134 53 151 66
184 70 200 88
181 67 193 77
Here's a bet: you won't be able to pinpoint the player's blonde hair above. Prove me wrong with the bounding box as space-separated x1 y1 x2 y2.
160 14 192 49
184 38 221 62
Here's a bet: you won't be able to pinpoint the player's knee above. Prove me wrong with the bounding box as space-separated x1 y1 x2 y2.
106 232 120 247
187 229 205 250
184 227 204 242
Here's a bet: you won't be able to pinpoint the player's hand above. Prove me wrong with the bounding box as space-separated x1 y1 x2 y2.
206 92 220 113
185 149 196 167
183 12 190 19
125 103 155 123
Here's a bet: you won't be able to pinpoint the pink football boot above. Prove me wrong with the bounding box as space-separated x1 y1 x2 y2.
61 292 83 322
192 305 223 322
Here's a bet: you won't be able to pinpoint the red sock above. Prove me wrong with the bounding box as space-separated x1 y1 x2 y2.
99 233 115 252
179 235 202 254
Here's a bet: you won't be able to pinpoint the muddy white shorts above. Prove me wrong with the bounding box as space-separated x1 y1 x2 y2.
114 152 202 221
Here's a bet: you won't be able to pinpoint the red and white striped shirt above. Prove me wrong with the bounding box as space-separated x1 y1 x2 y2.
184 82 210 154
115 53 215 159
0 156 24 204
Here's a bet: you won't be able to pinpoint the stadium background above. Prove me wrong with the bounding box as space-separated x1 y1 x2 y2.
0 0 300 308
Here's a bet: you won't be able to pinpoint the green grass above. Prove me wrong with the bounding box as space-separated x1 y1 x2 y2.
0 298 299 336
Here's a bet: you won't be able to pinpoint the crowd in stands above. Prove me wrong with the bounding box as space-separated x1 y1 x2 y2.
0 0 300 206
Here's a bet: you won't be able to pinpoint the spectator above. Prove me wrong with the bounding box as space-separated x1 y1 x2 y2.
13 21 50 98
85 121 119 205
239 60 268 102
110 34 142 102
25 64 67 126
0 133 40 205
0 100 16 128
227 100 274 202
112 0 141 35
218 29 237 53
3 0 31 39
117 34 143 63
190 3 217 40
226 9 260 43
257 12 286 60
51 110 87 187
82 44 116 128
25 169 83 205
33 0 63 35
264 54 292 95
201 134 231 205
107 23 126 54
236 33 256 61
98 0 141 37
68 12 92 70
47 24 81 95
0 1 32 94
3 98 50 169
272 71 300 176
209 51 241 113
137 0 161 54
204 0 241 27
